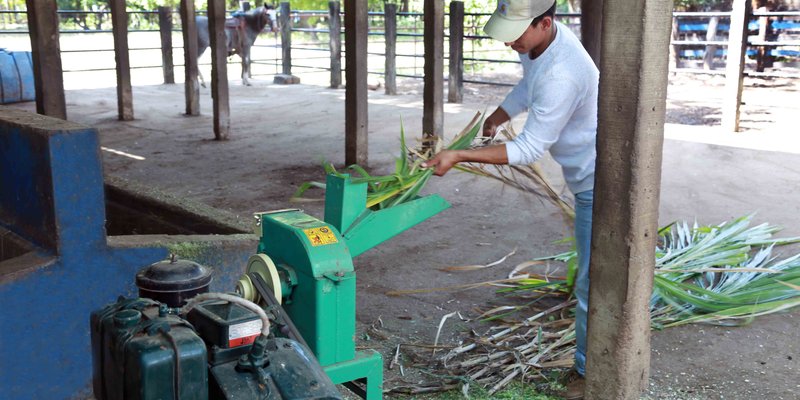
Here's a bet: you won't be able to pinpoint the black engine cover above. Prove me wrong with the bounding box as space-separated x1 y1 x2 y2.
210 337 341 400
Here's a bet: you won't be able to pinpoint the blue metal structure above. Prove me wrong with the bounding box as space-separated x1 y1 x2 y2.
0 50 35 104
0 109 255 399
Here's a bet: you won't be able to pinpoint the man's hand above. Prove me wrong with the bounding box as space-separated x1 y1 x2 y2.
482 108 511 138
422 150 462 176
483 118 499 138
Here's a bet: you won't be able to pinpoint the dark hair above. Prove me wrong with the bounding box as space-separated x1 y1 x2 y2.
531 1 557 26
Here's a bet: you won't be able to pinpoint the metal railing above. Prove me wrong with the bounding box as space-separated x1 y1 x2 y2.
1 6 798 89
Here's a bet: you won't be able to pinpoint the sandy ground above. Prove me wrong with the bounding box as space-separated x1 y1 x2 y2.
4 67 800 399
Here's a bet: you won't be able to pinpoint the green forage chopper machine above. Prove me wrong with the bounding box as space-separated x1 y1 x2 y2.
91 174 450 400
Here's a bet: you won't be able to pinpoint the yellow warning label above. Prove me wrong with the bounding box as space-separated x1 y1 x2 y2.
303 227 339 247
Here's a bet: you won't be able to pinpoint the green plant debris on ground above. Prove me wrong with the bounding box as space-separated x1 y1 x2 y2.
405 381 563 400
388 215 800 395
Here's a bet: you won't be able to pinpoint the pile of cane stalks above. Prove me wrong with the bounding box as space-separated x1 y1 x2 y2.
384 216 800 395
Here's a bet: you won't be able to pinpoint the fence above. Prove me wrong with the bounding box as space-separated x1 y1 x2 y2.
671 10 800 76
0 4 798 93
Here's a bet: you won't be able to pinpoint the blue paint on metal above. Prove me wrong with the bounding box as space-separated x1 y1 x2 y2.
48 130 106 254
0 124 56 250
12 52 35 102
0 109 255 399
0 50 35 104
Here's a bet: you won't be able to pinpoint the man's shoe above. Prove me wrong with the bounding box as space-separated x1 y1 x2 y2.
564 375 585 400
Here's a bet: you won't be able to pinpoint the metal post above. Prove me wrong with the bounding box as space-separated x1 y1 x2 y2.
25 0 66 119
158 6 175 84
448 1 463 103
345 0 368 166
384 3 397 95
180 0 200 116
329 1 342 89
722 0 751 132
209 0 230 140
584 0 672 398
423 0 444 142
110 0 134 121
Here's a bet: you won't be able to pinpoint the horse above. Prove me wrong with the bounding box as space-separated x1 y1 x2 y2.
195 4 278 86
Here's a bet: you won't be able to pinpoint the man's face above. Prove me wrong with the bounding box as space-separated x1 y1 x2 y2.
504 17 552 54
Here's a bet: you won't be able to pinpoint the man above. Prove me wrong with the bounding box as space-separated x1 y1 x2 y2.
422 1 598 398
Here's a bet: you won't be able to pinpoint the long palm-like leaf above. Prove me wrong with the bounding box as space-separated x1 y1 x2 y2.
291 112 485 210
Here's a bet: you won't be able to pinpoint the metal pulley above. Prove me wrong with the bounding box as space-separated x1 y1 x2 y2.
236 254 286 305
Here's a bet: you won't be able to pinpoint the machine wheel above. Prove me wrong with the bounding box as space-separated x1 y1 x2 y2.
236 253 282 305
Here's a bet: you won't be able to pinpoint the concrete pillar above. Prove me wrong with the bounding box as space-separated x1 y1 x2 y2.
423 0 444 142
584 0 672 399
110 0 134 121
722 0 751 132
25 0 66 119
580 0 603 67
344 0 368 166
208 0 230 140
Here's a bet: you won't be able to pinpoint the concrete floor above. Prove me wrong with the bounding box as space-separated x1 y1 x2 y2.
3 73 799 399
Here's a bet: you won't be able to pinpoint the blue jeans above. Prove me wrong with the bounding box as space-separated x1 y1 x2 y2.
573 189 594 376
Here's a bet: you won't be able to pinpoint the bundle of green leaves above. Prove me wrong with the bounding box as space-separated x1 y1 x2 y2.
292 113 484 210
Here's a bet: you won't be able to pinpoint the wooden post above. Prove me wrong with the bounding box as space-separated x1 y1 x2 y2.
180 0 200 116
384 2 397 95
25 0 66 119
423 0 444 142
281 2 292 75
580 0 603 67
756 6 769 72
329 1 342 88
584 0 672 398
209 0 230 140
110 0 134 121
274 2 300 84
722 0 751 132
158 6 175 84
670 15 680 69
448 1 463 103
345 0 368 166
703 16 719 70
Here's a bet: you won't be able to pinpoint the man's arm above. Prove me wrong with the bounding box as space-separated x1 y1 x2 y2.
422 145 509 176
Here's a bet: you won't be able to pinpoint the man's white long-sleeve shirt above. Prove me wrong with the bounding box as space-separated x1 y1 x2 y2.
501 22 599 195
